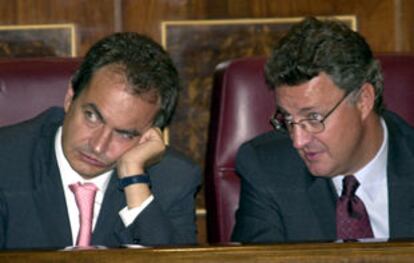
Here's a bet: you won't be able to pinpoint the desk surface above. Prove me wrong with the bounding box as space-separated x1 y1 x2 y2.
1 241 414 263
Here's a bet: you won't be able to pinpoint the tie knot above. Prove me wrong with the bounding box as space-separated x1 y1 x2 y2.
341 175 359 197
69 182 98 195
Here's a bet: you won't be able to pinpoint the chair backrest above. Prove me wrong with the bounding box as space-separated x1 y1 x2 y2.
204 53 414 244
0 57 81 127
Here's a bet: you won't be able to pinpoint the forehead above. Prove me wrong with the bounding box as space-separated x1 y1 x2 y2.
81 67 131 104
77 66 160 131
275 73 343 111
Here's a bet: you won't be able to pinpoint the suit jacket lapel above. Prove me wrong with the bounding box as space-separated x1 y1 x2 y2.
33 180 72 247
92 173 126 245
32 128 72 247
307 172 337 241
386 117 414 239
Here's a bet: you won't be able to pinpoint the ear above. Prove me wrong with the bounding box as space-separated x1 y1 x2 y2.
357 83 375 120
63 84 75 113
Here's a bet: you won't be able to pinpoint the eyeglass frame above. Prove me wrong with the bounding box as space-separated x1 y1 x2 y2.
270 91 354 134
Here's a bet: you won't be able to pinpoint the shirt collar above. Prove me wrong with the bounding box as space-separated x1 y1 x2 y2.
332 118 388 201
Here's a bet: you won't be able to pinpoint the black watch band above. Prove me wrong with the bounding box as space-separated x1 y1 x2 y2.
118 174 150 189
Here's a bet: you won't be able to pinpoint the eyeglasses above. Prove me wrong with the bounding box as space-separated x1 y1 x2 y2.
270 92 350 134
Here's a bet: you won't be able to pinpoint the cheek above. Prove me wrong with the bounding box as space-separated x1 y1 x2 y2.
322 114 362 159
105 138 138 160
64 118 95 149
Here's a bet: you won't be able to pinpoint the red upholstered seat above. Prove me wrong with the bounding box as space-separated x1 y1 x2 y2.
204 54 414 244
0 57 81 127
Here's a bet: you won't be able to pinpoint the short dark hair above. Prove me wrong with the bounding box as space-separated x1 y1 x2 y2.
71 32 180 128
265 17 384 114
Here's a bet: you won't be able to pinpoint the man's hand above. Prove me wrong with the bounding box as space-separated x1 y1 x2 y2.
117 127 166 178
117 127 165 209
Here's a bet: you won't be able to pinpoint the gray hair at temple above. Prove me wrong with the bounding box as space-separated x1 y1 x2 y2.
265 16 384 114
71 32 180 128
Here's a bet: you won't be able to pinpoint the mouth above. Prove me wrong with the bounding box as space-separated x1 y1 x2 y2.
79 151 108 168
302 150 323 162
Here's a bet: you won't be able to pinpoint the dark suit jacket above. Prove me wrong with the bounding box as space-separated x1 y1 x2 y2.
0 107 201 250
232 111 414 243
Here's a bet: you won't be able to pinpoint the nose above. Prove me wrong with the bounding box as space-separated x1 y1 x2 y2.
90 126 112 154
291 124 312 149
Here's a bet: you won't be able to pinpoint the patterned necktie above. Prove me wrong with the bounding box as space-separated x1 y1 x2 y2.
69 182 98 247
336 175 374 240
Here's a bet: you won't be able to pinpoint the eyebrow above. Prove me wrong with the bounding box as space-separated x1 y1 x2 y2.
84 103 142 137
277 105 320 116
114 128 141 137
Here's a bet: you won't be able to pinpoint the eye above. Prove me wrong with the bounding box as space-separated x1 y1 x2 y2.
115 131 137 141
84 110 99 124
308 112 324 121
120 133 134 140
275 112 293 126
276 111 292 122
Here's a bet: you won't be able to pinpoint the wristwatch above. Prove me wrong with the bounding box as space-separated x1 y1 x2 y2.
118 173 150 189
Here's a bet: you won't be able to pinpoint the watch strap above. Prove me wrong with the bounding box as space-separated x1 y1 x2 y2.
118 174 150 189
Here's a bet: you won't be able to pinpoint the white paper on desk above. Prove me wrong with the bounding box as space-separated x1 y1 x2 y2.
335 238 388 243
122 244 148 249
60 245 107 251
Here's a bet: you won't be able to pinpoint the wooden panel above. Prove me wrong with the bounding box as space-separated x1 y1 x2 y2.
400 0 414 52
0 24 76 57
122 0 208 42
197 212 207 244
2 241 414 262
0 0 116 56
124 0 400 51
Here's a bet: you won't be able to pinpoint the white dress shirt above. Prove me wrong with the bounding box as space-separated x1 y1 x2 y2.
332 118 389 239
54 127 153 245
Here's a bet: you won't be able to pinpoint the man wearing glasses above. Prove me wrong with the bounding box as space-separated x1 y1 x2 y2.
232 17 414 243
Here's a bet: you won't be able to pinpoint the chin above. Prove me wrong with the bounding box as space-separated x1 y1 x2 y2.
69 158 115 178
73 165 107 179
80 174 101 180
307 166 336 178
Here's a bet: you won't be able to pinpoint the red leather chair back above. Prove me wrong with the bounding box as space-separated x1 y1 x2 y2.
205 57 275 244
205 54 414 243
0 57 81 127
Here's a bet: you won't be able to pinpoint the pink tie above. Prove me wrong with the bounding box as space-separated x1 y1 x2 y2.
69 182 98 247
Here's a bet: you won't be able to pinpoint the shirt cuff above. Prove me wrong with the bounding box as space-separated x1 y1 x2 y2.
118 195 154 227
